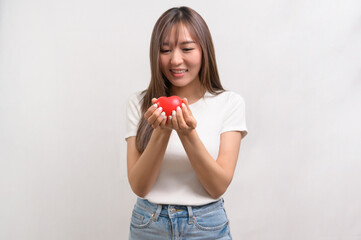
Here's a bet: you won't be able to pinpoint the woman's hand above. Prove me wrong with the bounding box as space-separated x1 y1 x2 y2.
144 98 169 130
144 97 197 133
169 98 197 134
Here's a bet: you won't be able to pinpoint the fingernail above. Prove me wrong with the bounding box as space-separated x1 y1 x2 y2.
169 116 172 121
177 106 181 111
181 103 186 108
157 107 163 112
172 110 176 116
153 103 158 108
161 112 166 119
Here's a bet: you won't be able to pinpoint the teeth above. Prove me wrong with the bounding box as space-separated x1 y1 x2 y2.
171 69 187 73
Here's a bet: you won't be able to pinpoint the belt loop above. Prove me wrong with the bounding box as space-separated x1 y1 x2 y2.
152 204 162 222
187 206 194 224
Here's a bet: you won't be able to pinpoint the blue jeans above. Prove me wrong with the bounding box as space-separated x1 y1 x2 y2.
129 198 232 240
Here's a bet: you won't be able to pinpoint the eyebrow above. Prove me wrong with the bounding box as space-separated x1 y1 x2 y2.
162 41 196 46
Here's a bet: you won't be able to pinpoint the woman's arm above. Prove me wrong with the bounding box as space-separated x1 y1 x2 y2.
172 100 242 199
126 100 172 198
178 130 242 199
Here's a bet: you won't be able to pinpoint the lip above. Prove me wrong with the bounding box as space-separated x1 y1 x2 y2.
170 69 188 73
170 69 188 78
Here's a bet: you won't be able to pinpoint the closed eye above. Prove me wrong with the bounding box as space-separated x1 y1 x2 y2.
160 49 171 53
183 48 194 52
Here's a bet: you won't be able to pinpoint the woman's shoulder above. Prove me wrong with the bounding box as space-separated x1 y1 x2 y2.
127 90 146 105
207 90 245 103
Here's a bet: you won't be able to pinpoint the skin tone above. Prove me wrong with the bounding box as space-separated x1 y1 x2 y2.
126 24 242 199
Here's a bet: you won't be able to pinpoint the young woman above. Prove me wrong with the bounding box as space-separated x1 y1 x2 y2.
125 6 248 239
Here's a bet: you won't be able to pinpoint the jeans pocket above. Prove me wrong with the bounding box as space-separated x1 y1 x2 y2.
193 207 229 231
130 208 153 229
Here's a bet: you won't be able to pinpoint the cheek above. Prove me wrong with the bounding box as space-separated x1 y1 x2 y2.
192 56 202 71
192 51 202 68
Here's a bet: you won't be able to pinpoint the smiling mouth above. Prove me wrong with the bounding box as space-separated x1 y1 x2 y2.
170 69 188 73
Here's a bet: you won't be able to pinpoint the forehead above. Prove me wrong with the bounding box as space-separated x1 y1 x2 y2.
162 23 197 44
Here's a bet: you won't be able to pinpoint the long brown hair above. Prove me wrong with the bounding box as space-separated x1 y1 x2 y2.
136 6 225 152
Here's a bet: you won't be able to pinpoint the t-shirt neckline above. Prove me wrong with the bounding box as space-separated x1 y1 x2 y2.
188 91 212 107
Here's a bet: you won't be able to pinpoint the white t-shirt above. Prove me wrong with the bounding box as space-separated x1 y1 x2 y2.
125 90 248 206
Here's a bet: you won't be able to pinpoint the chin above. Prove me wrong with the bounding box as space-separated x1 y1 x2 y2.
169 79 191 87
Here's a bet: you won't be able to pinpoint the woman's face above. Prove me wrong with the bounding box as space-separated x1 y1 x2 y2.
160 24 202 90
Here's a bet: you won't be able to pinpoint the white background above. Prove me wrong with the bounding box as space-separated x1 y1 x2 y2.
1 0 361 239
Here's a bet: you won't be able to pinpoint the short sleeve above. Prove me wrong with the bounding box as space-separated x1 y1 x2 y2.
125 92 143 140
220 92 248 139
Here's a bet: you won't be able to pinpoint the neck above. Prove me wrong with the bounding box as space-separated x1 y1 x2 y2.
170 81 206 104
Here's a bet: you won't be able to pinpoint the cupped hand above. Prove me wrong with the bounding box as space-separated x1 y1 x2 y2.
169 98 197 134
144 98 169 130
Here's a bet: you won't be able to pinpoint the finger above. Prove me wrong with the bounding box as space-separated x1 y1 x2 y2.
176 106 187 129
181 102 191 122
166 115 172 128
182 98 191 111
152 98 157 104
144 103 158 119
171 110 179 130
147 106 163 125
182 98 194 117
160 113 168 128
153 111 166 129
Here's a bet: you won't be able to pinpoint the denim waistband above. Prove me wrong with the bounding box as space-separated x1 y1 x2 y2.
135 198 224 223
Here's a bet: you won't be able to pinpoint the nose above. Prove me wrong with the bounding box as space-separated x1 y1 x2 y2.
170 49 183 66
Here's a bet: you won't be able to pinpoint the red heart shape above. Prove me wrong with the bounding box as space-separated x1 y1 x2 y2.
156 96 183 117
